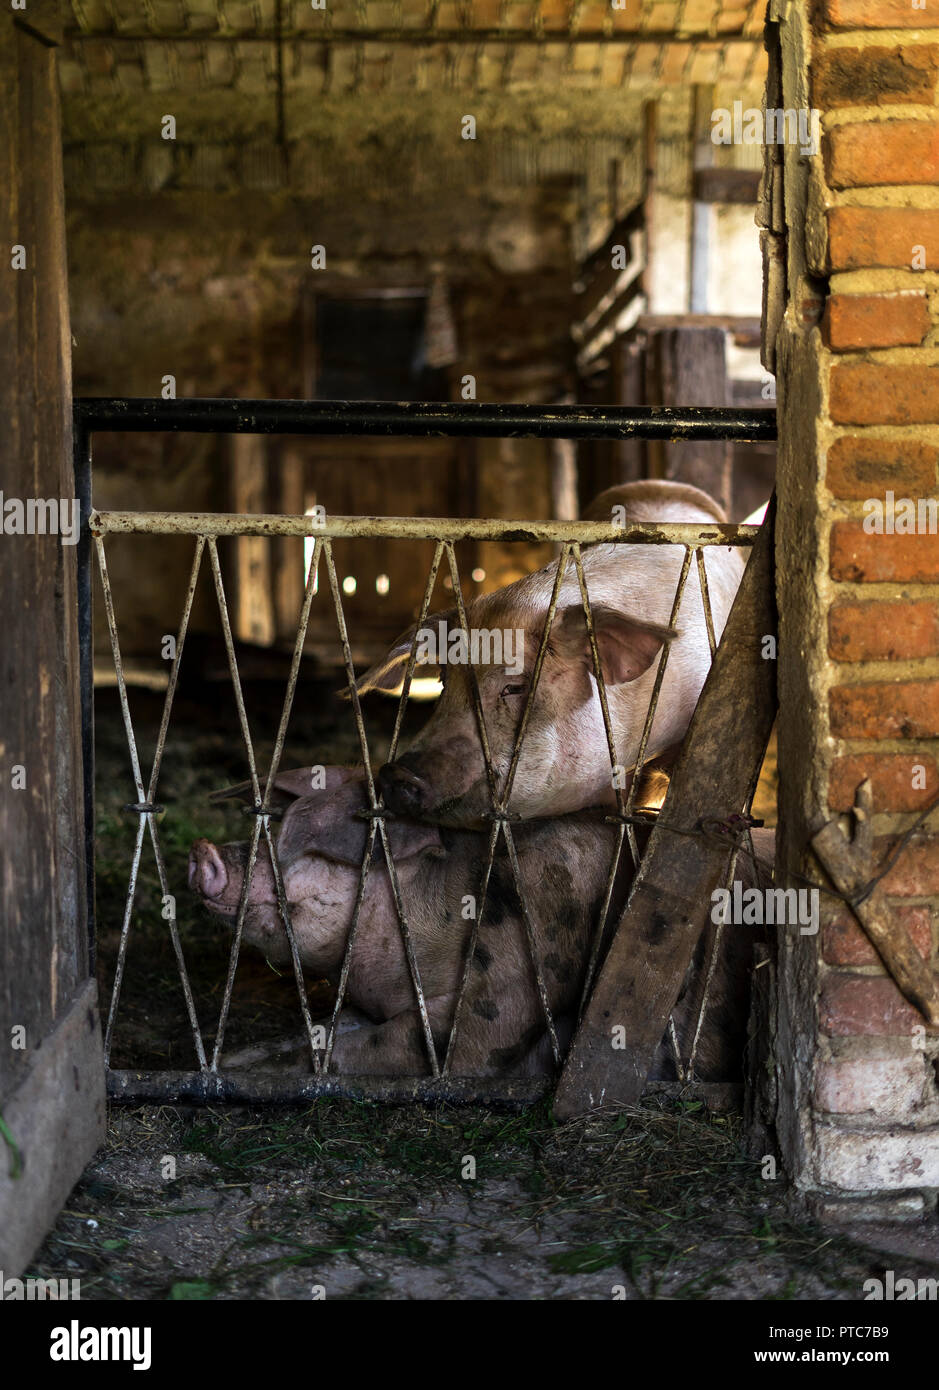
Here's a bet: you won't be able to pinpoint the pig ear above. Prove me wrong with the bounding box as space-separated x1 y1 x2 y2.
551 604 677 685
386 818 444 862
278 784 443 868
348 608 457 698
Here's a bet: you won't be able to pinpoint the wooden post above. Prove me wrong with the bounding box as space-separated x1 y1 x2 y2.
0 12 106 1275
273 442 306 645
554 498 778 1118
648 325 733 515
230 432 276 646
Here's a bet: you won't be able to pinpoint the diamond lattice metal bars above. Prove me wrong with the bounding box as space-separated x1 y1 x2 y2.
320 539 442 1077
94 534 208 1070
207 536 328 1071
91 511 760 1091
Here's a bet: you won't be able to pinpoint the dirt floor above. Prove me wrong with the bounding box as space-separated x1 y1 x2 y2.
26 1098 939 1301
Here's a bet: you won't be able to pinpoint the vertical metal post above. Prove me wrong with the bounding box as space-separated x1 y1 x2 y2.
75 419 96 973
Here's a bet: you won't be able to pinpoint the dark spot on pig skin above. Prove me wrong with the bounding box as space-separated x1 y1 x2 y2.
487 1023 545 1074
544 952 573 984
369 1032 381 1048
472 998 499 1021
645 911 670 945
482 861 521 926
543 863 574 899
472 943 492 972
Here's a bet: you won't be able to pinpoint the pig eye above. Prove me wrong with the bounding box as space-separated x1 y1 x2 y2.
500 682 526 700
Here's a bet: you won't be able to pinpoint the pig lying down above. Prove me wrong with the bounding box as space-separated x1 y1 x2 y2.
368 479 746 826
189 769 771 1080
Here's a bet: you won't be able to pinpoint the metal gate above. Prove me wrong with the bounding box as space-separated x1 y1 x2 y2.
75 398 776 1106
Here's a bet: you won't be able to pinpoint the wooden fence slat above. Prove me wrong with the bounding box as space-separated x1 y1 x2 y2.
553 496 778 1119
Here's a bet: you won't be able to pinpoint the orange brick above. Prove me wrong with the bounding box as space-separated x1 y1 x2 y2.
830 364 939 425
814 45 939 109
830 679 939 739
823 903 933 965
825 291 930 349
830 523 939 583
819 974 938 1036
827 121 939 189
828 754 939 812
878 833 939 895
609 0 643 26
829 600 939 661
826 436 939 498
824 0 938 27
827 206 939 271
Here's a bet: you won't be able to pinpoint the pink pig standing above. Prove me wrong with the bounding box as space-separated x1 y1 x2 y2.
367 480 746 825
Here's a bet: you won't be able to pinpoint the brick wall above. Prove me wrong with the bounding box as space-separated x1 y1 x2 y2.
773 0 939 1211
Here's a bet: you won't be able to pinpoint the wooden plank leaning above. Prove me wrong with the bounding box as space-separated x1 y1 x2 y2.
553 494 778 1119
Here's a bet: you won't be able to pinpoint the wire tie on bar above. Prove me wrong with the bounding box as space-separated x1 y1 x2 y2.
604 810 660 827
353 807 395 821
123 802 164 814
241 804 285 821
698 813 764 844
483 809 521 823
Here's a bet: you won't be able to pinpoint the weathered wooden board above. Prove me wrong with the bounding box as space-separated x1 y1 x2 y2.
554 496 778 1118
649 326 733 516
0 16 105 1273
0 982 106 1276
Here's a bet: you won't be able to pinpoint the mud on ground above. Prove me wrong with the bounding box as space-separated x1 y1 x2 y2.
26 1098 938 1301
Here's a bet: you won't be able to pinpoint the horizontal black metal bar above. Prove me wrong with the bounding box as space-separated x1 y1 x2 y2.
74 398 777 442
105 1069 743 1111
106 1069 551 1107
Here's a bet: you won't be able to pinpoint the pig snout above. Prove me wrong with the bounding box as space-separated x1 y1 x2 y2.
378 757 433 817
189 839 228 899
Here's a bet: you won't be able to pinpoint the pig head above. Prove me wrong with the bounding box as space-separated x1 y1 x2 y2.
189 775 443 1010
365 480 746 825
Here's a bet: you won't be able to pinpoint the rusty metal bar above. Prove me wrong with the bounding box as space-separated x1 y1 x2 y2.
206 538 323 1070
500 543 575 808
323 539 441 1077
104 1069 742 1109
94 534 208 1070
694 547 718 660
106 1069 552 1106
91 509 758 545
75 397 776 441
387 541 446 762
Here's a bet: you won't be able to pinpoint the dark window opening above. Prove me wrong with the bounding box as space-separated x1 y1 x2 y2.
315 293 451 401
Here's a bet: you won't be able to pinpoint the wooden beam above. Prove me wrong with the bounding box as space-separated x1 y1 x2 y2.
647 325 733 515
553 497 777 1119
230 433 276 647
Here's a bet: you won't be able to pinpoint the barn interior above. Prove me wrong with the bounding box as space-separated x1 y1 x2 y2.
62 0 777 1070
8 0 939 1301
